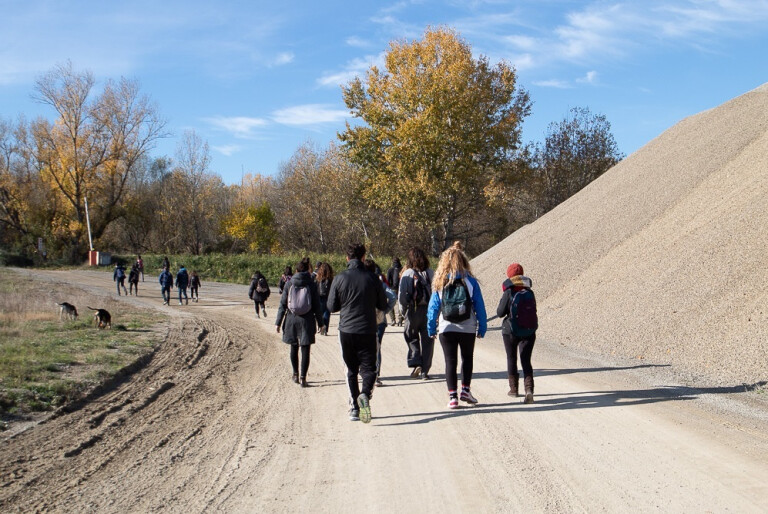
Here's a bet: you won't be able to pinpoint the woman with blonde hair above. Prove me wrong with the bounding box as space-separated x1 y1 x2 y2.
427 241 487 409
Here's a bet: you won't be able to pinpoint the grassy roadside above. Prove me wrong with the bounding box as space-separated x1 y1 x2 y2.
0 268 166 430
108 253 352 285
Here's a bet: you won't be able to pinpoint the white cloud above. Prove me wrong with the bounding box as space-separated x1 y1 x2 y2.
345 36 372 48
271 52 295 67
576 70 598 84
533 79 572 89
212 144 242 156
204 116 269 139
271 104 349 126
481 0 768 74
317 53 386 88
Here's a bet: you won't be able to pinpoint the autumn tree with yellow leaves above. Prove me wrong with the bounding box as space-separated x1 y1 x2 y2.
28 62 166 261
339 27 531 255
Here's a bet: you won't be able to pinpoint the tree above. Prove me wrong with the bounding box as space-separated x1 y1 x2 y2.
535 107 624 212
339 27 531 254
156 131 226 255
221 202 278 253
31 61 167 261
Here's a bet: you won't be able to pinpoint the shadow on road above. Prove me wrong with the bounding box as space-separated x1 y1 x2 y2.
373 380 768 427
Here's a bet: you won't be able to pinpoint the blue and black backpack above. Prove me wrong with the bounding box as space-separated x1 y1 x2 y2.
441 278 473 323
509 288 538 337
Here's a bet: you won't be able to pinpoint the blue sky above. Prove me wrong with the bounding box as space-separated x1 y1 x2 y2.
2 1 767 185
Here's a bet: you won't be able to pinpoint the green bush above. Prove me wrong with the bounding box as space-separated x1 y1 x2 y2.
111 253 350 286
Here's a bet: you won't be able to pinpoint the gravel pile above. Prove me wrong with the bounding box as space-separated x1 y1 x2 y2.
473 83 768 387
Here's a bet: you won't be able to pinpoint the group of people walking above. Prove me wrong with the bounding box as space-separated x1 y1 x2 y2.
157 258 201 305
265 241 538 423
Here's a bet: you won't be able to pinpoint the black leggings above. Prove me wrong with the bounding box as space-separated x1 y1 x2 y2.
502 333 535 377
290 344 311 378
439 331 476 391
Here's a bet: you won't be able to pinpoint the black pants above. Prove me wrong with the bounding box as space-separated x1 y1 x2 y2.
253 300 266 316
290 344 311 378
502 333 536 377
339 331 377 405
439 331 476 392
129 281 139 295
404 306 433 373
190 285 198 299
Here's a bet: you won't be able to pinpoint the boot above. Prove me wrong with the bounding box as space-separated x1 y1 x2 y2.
292 372 299 384
300 377 308 388
523 375 534 404
508 373 519 397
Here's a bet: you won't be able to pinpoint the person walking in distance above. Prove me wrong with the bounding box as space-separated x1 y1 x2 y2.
189 270 201 302
159 267 173 305
398 247 435 380
113 263 128 296
275 260 325 387
327 243 387 423
427 241 487 409
137 254 145 282
175 265 189 305
248 271 271 318
315 262 334 335
128 264 140 296
386 257 403 326
496 263 538 403
278 266 293 294
365 258 396 387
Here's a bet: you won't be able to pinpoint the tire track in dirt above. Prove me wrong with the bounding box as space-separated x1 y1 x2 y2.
0 271 291 512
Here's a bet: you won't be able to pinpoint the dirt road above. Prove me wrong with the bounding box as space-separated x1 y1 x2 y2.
2 269 768 512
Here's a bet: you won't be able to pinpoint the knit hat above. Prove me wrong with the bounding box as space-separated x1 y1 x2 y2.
506 263 524 278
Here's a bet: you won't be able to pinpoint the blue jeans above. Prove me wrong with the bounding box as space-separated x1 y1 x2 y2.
178 287 188 302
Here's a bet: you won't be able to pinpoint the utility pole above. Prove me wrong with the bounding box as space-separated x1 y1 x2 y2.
84 195 94 251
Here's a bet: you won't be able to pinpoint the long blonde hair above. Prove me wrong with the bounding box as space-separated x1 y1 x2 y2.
432 241 472 292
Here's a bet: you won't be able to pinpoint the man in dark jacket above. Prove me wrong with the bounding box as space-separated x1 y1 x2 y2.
159 267 173 305
327 243 388 423
175 265 189 305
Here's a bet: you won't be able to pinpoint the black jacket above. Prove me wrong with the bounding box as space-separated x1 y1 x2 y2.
275 272 324 345
496 276 534 336
327 259 388 334
386 266 401 290
248 275 271 303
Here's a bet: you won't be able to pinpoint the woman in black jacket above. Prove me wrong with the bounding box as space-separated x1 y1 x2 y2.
275 260 325 387
248 271 271 317
315 262 334 335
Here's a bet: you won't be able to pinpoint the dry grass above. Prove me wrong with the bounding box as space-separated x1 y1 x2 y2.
0 268 166 425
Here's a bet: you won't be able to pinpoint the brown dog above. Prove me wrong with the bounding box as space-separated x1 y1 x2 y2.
86 307 112 329
57 302 78 321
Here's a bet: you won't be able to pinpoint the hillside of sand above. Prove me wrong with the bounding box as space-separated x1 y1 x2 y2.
474 83 768 387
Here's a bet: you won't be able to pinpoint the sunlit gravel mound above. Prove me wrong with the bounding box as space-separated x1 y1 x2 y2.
473 83 768 386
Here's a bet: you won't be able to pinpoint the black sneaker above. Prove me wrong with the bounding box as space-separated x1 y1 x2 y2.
421 373 431 381
348 408 360 421
357 393 371 424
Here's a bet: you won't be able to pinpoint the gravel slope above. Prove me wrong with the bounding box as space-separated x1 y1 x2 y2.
473 83 768 387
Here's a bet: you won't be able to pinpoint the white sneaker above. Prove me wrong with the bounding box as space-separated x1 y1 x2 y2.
460 389 478 404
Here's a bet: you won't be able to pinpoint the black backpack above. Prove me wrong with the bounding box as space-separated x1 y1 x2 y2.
509 288 538 337
412 271 431 308
441 278 472 323
256 277 269 293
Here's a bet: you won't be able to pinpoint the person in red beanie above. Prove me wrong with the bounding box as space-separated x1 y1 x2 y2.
496 262 538 403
